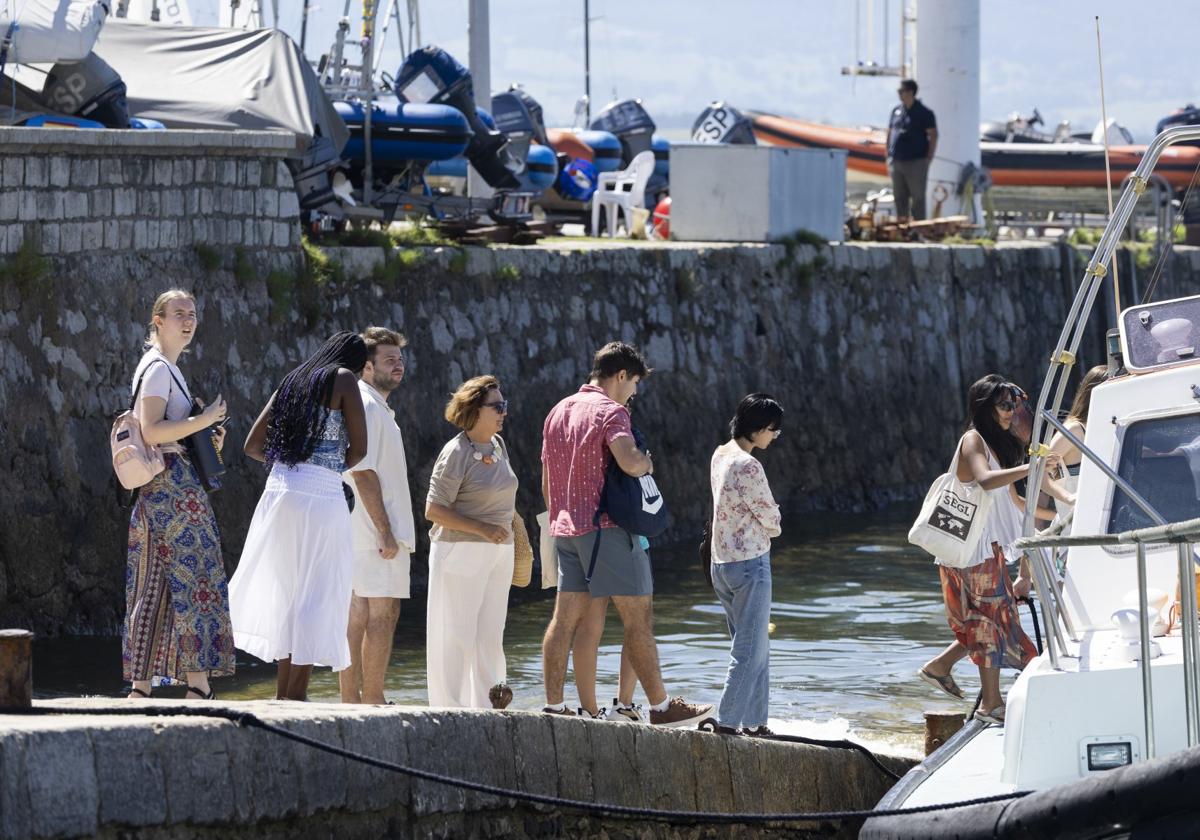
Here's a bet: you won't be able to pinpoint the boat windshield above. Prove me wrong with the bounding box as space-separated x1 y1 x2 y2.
1109 411 1200 532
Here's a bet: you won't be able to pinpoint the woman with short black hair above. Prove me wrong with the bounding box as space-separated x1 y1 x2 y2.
229 331 368 701
708 393 783 735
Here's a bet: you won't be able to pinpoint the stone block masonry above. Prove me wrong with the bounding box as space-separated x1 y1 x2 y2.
0 699 914 839
6 235 1199 635
0 127 303 258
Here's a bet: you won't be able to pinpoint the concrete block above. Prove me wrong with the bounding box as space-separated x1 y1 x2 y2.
256 189 279 218
24 157 48 187
147 220 161 249
18 192 37 222
81 221 104 251
726 739 766 814
118 220 135 250
63 191 89 220
159 719 237 824
124 157 149 186
279 189 300 219
153 158 172 186
589 718 645 809
133 220 149 250
261 161 277 186
284 714 350 816
176 218 193 246
90 723 167 826
276 162 295 191
186 188 200 215
199 187 214 215
258 220 273 248
689 733 736 815
220 160 238 185
138 190 162 217
230 218 245 246
224 721 300 823
237 189 256 216
192 218 206 245
273 222 291 248
91 188 113 217
103 220 119 250
60 222 83 254
0 731 32 840
194 158 214 183
402 711 466 816
242 160 262 187
99 157 123 185
49 157 71 187
508 712 559 799
0 191 16 222
36 191 65 221
2 157 22 188
549 715 595 804
172 159 194 186
162 190 185 218
113 188 137 217
25 729 99 837
636 726 697 811
339 711 407 814
71 158 99 188
159 220 178 248
0 224 20 255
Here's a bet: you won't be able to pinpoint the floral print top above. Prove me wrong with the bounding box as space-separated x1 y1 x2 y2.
710 444 781 563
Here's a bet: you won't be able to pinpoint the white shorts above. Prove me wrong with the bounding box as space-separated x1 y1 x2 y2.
352 548 412 599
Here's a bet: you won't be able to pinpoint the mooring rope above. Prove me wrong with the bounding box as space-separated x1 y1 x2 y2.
15 704 1030 825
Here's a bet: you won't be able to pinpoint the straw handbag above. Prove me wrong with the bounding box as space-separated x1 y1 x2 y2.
511 512 533 587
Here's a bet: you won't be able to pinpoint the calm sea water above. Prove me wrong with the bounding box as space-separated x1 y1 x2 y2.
33 507 1036 755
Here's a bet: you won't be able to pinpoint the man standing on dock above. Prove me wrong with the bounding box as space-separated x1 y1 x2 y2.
341 327 416 705
539 342 714 727
887 78 938 220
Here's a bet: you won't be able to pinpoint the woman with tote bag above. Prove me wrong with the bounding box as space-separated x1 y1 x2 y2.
913 374 1062 725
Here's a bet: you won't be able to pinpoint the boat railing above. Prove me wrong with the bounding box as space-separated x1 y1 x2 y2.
1019 123 1200 664
1015 516 1200 762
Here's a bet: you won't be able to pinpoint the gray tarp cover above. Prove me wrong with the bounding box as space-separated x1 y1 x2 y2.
92 21 347 155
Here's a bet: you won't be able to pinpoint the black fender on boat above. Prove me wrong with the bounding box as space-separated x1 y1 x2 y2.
862 740 1200 839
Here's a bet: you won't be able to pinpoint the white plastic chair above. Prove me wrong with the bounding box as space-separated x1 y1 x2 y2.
590 150 656 237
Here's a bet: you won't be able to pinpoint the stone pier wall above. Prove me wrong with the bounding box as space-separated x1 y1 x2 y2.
0 700 914 839
2 236 1199 634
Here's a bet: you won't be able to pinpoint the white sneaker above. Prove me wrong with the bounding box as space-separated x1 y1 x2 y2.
600 698 643 723
576 706 605 719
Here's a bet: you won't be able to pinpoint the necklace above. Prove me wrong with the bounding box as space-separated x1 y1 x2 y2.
467 435 501 465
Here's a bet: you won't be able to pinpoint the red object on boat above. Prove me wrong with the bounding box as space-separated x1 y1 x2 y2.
750 112 1200 190
652 196 671 239
547 128 594 163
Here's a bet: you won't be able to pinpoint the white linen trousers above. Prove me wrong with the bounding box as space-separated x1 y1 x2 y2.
425 540 514 707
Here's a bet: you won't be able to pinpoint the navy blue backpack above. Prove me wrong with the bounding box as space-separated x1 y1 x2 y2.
586 427 669 581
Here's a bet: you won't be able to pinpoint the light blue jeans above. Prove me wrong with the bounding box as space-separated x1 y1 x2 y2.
711 553 772 729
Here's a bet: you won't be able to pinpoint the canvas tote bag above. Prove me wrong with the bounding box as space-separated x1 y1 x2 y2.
908 434 994 568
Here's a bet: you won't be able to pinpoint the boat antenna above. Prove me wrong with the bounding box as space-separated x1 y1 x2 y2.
584 0 591 124
1095 15 1121 314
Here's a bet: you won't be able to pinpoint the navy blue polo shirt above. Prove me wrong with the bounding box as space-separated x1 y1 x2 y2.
887 99 937 161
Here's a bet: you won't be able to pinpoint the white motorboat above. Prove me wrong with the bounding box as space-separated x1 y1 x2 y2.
863 124 1200 838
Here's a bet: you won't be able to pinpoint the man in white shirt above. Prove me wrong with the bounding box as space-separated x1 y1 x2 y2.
340 327 416 704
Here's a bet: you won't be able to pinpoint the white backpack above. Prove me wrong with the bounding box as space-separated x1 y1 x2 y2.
908 434 994 568
110 365 166 490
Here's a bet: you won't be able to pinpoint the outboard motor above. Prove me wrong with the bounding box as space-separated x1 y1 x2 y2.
41 53 129 127
690 101 756 144
590 98 656 164
490 91 537 168
394 46 520 189
504 85 549 147
1157 104 1200 147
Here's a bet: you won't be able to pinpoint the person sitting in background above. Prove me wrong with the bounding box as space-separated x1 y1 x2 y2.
708 394 784 736
230 332 368 702
424 375 518 709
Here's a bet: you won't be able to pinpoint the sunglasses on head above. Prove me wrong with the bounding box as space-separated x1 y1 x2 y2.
482 399 509 414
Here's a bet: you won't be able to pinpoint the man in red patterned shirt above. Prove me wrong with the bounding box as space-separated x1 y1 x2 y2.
539 342 713 727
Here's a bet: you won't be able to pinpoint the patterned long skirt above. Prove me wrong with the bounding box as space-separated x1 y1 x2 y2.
939 542 1037 671
123 454 236 683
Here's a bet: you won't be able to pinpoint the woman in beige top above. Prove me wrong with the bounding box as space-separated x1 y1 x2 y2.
425 375 519 708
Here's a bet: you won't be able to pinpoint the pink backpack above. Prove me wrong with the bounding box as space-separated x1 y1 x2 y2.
111 365 166 490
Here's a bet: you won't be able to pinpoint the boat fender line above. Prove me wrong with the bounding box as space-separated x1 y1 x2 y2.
693 721 902 781
11 704 1031 825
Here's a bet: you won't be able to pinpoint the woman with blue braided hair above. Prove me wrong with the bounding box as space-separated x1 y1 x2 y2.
229 331 368 701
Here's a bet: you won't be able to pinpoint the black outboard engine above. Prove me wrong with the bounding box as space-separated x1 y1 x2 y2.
490 90 537 167
394 46 520 189
504 85 549 147
41 54 129 128
690 101 756 144
590 98 656 164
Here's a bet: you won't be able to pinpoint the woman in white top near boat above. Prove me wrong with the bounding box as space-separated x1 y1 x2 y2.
1045 365 1109 572
229 332 368 701
708 394 784 736
918 375 1063 724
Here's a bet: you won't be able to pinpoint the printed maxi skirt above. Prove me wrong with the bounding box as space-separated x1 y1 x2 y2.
939 542 1037 671
123 454 236 683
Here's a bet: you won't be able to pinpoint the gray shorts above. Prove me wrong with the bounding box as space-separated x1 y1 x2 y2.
556 527 653 597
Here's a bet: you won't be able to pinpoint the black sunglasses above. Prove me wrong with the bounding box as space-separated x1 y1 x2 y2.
482 399 509 414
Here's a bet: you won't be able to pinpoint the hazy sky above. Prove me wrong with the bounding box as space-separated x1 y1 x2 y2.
189 1 1198 141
